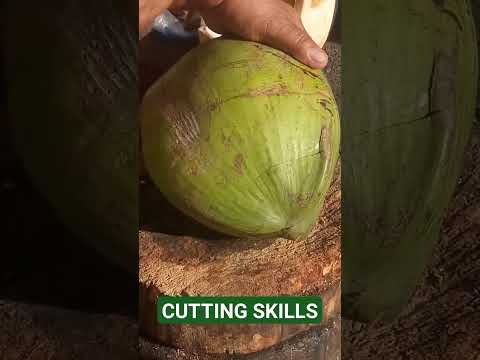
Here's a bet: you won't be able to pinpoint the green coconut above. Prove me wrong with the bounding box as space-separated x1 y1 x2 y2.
342 0 478 322
141 40 340 239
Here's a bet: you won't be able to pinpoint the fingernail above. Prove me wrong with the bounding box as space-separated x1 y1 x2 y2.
307 47 328 68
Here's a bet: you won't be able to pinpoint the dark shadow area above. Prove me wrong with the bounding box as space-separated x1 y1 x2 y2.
0 105 137 317
0 0 137 318
140 177 226 239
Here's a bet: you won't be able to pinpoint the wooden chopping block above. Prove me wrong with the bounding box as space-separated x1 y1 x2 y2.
139 167 341 354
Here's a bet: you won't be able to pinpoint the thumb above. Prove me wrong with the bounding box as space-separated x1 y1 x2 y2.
262 22 328 69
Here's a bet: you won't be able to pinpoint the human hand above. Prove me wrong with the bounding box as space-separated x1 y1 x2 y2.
191 0 328 68
139 0 328 68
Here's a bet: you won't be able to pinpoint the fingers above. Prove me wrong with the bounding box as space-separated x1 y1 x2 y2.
198 0 329 69
261 20 328 69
